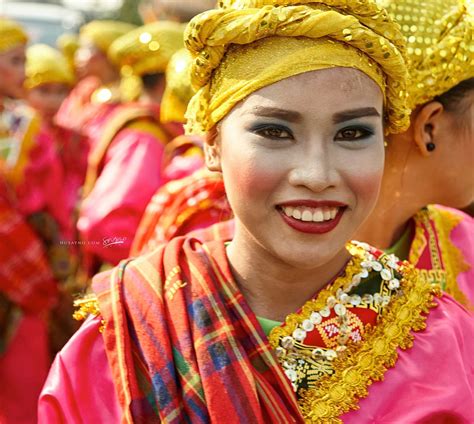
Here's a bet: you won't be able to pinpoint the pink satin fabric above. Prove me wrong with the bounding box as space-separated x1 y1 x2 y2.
1 314 49 424
38 316 120 423
38 294 473 422
438 205 474 305
77 127 166 265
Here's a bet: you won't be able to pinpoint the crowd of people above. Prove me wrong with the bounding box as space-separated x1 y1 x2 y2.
0 0 472 422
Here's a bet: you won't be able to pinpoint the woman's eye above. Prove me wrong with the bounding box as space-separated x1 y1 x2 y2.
254 125 293 140
335 127 373 141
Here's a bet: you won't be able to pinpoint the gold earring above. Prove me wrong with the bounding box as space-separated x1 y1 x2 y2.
384 140 388 147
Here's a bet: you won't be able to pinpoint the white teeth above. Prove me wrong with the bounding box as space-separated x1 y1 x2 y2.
292 209 302 219
323 208 331 221
281 205 340 223
312 210 324 222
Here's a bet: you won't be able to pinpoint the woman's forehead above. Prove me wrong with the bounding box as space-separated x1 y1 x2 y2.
230 68 384 121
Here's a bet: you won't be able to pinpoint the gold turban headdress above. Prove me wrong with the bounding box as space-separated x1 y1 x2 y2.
25 44 75 90
161 49 195 123
0 18 28 54
109 21 185 77
79 20 136 55
109 21 184 102
184 0 411 136
379 0 473 109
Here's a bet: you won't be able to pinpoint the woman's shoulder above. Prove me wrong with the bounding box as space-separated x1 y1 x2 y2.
38 315 121 423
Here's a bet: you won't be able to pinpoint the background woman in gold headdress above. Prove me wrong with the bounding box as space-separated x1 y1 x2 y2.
39 0 473 422
358 0 474 307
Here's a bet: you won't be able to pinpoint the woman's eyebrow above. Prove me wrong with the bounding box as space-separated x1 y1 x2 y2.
332 107 381 124
246 106 302 123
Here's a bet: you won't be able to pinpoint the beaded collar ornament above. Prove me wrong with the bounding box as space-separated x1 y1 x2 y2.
269 240 406 394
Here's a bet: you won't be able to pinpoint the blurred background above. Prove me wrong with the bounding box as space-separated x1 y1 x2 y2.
0 0 215 46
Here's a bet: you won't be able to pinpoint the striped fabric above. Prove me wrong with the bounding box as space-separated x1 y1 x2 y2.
93 236 303 423
131 169 231 256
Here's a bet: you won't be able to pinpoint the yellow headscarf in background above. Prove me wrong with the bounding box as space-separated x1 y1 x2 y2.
57 33 79 73
0 18 28 54
25 44 75 90
379 0 473 109
160 49 195 123
109 21 185 101
79 20 136 55
184 0 410 136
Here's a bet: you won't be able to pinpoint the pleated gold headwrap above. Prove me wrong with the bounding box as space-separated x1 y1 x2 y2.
0 18 28 54
184 0 411 135
379 0 473 109
25 44 75 90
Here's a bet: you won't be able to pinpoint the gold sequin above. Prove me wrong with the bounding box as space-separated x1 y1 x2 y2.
381 0 473 109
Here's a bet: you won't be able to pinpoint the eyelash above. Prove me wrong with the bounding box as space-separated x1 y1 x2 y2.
335 126 374 141
251 124 374 142
251 124 294 140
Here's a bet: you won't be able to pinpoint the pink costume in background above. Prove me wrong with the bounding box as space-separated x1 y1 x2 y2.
77 103 182 273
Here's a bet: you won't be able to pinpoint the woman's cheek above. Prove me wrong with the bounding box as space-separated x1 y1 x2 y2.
222 143 284 205
343 151 384 212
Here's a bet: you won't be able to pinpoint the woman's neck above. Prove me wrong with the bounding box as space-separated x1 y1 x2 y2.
226 226 351 322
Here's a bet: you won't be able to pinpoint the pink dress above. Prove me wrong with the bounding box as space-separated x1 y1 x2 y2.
38 292 473 422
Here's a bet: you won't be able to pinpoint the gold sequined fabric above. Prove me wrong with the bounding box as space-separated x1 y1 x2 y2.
161 49 195 123
0 18 28 54
379 0 473 108
25 44 75 89
184 0 411 135
108 21 185 77
80 20 136 55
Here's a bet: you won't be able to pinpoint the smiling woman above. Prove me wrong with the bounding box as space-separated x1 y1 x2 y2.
38 0 473 423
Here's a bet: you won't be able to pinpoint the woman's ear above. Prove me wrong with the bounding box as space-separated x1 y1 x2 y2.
204 127 222 172
412 101 444 157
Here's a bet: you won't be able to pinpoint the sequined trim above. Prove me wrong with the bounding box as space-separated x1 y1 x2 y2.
73 294 105 331
410 206 471 307
297 264 440 422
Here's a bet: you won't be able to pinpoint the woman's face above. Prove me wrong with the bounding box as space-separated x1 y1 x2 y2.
211 68 385 269
27 82 70 122
0 45 26 99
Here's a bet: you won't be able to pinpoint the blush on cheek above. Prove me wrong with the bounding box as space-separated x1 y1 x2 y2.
350 167 384 214
223 152 282 203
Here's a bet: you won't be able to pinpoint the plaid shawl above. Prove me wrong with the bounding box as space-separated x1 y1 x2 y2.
93 236 303 423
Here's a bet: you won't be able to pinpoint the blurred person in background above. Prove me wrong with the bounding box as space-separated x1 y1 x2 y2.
55 20 135 139
25 43 91 351
357 0 474 308
131 49 231 255
0 18 59 424
77 21 184 276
